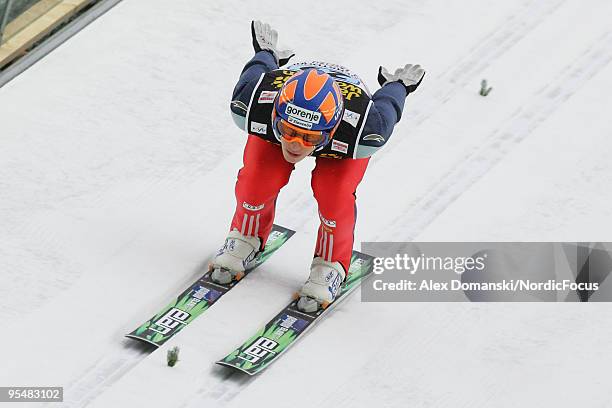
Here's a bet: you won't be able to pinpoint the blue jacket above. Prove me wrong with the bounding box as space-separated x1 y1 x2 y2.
231 51 408 158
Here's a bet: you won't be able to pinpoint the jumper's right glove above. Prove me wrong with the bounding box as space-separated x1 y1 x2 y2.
378 64 426 95
251 20 295 66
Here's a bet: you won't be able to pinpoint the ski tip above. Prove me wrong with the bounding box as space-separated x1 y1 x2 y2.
215 361 257 376
125 334 161 348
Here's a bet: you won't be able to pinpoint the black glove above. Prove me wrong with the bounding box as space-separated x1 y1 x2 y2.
251 20 295 66
378 64 426 94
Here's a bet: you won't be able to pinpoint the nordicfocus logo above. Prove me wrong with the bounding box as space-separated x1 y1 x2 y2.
285 103 321 124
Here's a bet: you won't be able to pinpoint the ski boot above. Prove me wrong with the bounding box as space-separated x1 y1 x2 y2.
297 257 346 313
210 230 261 284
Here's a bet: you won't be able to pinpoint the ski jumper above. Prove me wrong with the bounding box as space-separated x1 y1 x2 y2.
229 52 409 273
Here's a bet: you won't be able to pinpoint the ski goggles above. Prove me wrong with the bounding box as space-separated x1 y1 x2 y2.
274 117 332 148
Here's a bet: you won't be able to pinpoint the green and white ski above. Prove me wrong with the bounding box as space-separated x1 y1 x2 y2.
126 224 295 347
216 250 374 375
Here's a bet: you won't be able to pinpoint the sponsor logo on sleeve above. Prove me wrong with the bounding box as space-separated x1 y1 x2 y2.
342 109 361 127
250 121 268 134
258 91 278 104
362 134 385 143
331 139 349 154
231 100 248 113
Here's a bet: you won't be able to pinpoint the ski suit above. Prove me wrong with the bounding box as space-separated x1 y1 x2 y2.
228 50 409 273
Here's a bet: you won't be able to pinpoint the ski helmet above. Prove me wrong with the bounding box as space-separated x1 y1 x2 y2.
272 68 344 149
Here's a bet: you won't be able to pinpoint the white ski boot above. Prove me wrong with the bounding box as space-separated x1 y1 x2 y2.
297 257 346 313
210 230 261 284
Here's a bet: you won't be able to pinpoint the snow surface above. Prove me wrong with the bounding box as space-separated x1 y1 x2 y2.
1 0 612 406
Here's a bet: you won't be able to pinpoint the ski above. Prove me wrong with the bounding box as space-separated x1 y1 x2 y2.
216 250 374 375
126 224 295 347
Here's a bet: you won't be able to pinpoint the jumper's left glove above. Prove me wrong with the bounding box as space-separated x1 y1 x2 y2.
251 20 295 66
378 64 425 95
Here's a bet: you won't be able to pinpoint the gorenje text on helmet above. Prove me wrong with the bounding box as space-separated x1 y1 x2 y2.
285 103 322 124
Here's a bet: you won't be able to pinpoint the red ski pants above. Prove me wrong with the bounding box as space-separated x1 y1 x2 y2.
230 135 369 274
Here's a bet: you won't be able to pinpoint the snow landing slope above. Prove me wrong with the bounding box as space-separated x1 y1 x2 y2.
1 0 612 407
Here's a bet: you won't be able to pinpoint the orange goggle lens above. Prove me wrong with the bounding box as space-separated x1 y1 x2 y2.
276 119 330 147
